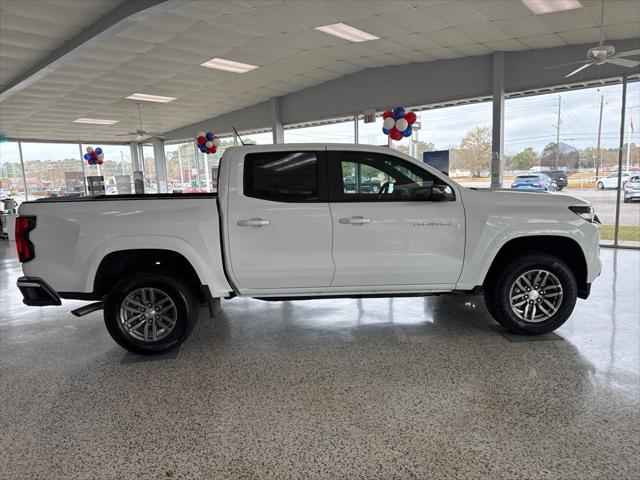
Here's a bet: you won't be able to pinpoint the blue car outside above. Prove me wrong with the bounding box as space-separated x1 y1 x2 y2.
511 174 556 192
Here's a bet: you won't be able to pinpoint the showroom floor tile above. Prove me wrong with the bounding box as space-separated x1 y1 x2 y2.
1 242 638 479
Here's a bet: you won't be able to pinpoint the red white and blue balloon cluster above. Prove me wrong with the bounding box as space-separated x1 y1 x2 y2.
196 131 220 154
382 107 417 141
83 146 104 165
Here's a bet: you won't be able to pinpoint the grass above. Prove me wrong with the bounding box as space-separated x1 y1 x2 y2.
600 224 640 242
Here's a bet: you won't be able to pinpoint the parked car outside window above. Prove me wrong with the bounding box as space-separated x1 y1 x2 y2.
623 175 640 203
511 174 557 192
539 170 568 190
597 172 631 190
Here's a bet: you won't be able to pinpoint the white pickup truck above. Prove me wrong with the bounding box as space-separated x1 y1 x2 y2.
16 144 601 354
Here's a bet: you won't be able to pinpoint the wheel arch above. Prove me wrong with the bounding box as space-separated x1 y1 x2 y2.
93 249 203 297
482 236 589 299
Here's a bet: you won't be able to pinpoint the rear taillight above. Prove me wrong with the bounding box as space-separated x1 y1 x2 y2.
15 216 36 263
624 182 632 189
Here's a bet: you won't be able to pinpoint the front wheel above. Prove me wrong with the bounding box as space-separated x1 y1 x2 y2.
484 253 577 335
596 181 604 190
104 272 198 355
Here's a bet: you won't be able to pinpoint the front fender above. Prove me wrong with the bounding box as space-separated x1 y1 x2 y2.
456 220 595 290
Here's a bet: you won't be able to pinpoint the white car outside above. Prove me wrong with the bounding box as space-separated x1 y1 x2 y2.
597 172 631 189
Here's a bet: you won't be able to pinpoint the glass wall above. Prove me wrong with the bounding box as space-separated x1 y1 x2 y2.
0 142 26 203
504 82 639 247
165 141 200 193
81 144 132 195
284 118 354 143
21 142 84 200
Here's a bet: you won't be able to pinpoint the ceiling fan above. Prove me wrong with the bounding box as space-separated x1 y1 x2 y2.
116 103 164 141
545 0 639 78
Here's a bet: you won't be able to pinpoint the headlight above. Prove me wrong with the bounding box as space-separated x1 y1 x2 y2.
569 205 600 224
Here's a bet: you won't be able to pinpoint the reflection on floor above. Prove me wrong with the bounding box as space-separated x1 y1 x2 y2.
1 241 638 479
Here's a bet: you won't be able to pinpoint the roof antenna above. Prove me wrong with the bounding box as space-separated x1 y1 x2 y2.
232 126 245 145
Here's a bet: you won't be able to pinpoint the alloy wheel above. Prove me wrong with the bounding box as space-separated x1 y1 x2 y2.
118 287 177 342
509 269 563 323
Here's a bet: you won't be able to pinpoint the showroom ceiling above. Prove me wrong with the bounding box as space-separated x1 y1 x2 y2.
0 0 639 141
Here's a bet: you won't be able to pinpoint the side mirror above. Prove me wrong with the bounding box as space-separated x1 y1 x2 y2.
431 185 454 201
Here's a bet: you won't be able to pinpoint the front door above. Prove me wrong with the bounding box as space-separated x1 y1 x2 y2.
329 149 465 287
226 149 334 291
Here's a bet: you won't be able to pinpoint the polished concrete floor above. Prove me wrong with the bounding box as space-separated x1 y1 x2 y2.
1 242 639 480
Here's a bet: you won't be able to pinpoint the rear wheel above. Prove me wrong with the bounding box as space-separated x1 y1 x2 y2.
597 181 604 190
104 272 198 355
484 253 577 335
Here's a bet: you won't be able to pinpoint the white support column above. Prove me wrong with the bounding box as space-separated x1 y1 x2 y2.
17 141 28 201
270 97 284 144
491 51 505 189
152 137 168 193
130 141 141 172
78 143 88 196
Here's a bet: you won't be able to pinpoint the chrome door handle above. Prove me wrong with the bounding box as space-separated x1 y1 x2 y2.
237 218 270 227
339 216 371 225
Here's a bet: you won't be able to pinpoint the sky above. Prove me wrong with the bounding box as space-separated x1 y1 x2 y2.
1 82 639 164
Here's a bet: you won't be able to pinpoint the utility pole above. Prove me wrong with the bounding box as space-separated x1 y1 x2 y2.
595 95 604 181
627 105 639 172
554 95 562 170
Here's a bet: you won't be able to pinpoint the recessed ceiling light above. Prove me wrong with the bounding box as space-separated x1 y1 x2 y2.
73 118 119 125
126 93 176 103
200 57 259 73
521 0 582 15
314 23 379 43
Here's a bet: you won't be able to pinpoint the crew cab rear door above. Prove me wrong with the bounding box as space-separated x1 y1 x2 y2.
328 148 465 287
225 148 334 291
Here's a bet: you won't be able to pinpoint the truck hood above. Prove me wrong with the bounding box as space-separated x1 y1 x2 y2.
460 187 591 208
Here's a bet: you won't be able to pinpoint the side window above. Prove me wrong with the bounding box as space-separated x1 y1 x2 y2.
336 151 452 201
244 151 319 202
342 161 385 194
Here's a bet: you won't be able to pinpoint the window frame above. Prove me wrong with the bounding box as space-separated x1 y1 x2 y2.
242 150 328 203
327 150 455 202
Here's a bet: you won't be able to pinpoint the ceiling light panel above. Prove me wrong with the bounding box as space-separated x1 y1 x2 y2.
126 93 176 103
73 118 119 125
521 0 582 15
314 23 379 43
200 58 259 73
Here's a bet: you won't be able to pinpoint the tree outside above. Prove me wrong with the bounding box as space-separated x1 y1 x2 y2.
454 126 492 177
510 147 538 170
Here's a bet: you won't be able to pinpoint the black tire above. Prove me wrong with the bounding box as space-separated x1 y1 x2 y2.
484 253 577 335
624 197 630 203
104 272 198 355
596 181 604 190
